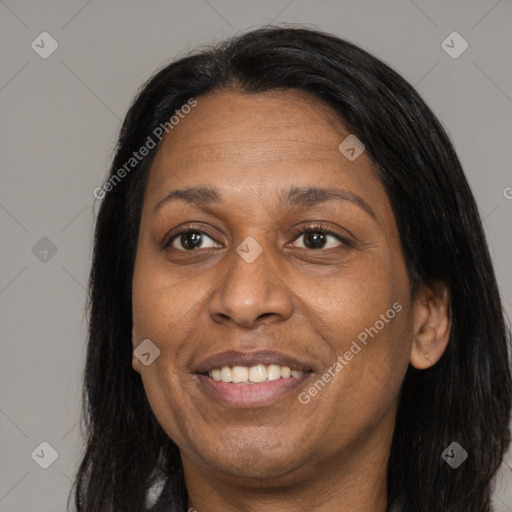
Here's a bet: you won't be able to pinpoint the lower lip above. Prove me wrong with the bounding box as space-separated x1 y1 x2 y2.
195 373 313 408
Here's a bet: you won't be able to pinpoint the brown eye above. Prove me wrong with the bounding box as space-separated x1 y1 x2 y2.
289 223 352 250
308 232 330 249
167 229 220 251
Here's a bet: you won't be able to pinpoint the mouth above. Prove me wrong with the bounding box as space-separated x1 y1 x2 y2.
192 350 316 408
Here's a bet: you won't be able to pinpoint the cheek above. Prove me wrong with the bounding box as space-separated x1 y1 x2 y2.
131 248 205 343
304 250 411 411
131 255 200 448
306 250 404 348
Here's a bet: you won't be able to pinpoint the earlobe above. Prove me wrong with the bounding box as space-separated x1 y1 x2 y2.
410 279 452 370
411 324 436 369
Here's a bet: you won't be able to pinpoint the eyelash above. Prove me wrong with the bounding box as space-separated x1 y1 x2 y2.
163 222 353 251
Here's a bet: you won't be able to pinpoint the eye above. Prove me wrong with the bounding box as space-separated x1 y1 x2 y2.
289 223 351 250
166 228 220 251
164 223 352 252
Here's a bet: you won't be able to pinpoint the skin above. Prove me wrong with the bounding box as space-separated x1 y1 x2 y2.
131 88 451 512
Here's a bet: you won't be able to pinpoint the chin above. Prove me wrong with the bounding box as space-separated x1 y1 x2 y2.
196 440 311 484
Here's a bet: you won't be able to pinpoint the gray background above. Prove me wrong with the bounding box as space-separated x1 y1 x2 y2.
1 0 511 510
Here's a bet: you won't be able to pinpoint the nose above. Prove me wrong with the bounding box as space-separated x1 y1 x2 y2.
207 239 294 329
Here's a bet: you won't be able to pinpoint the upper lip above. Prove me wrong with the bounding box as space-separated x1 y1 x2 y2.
193 350 316 373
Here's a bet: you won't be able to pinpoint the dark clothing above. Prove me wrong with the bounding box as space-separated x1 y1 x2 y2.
147 469 187 512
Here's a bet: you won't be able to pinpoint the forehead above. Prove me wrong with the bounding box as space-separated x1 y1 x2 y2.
167 89 347 148
144 88 390 223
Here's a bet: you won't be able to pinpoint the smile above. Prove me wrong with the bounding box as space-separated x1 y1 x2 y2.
205 364 306 384
196 366 314 408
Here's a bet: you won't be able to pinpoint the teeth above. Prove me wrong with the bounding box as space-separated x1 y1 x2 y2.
232 366 249 383
267 364 281 380
207 364 306 384
220 366 233 383
248 364 267 383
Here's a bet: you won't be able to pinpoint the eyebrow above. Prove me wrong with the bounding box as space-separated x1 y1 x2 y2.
152 185 376 220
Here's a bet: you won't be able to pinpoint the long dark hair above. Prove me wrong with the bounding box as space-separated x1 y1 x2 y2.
71 25 512 511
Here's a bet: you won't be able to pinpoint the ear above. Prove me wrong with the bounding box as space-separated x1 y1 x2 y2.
410 279 452 369
132 325 141 374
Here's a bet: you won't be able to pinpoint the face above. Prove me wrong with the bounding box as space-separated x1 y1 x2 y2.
131 89 415 486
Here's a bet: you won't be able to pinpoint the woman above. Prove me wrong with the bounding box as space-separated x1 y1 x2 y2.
72 26 512 511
